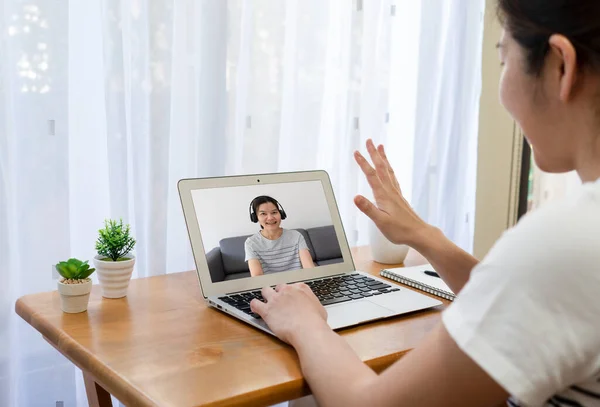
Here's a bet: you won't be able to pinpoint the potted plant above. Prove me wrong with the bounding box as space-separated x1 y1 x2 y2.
55 258 96 313
93 219 136 299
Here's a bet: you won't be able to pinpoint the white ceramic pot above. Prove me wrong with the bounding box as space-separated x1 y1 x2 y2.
57 279 92 313
93 255 135 299
368 221 410 264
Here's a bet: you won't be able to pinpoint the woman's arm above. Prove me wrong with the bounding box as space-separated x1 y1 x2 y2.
293 319 507 407
251 284 508 407
248 259 264 277
409 226 479 293
299 249 315 268
354 140 478 294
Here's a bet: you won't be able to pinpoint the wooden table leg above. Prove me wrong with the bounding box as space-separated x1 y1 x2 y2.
83 372 113 407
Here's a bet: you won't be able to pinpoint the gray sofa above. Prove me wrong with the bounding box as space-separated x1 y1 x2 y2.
206 225 343 282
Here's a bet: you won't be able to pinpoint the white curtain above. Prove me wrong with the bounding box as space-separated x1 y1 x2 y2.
0 0 484 405
410 0 484 253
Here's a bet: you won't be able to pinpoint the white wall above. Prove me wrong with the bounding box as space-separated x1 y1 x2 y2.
192 180 333 250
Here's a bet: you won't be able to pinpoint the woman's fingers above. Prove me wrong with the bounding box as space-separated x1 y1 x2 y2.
377 144 402 193
261 286 276 302
297 283 313 295
355 140 404 203
366 139 393 188
250 298 267 315
354 151 386 201
354 195 386 224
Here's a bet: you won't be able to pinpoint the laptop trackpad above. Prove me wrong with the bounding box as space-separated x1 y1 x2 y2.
326 300 394 330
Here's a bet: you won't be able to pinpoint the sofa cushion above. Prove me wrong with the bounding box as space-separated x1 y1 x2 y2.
224 272 251 281
206 247 226 282
219 235 251 274
307 225 342 261
315 257 344 266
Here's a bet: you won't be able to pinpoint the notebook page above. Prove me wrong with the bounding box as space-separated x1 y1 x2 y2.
384 264 454 294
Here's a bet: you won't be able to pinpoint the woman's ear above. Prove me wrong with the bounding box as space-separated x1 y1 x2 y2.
548 34 578 102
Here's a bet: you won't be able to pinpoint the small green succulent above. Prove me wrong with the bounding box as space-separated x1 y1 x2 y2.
95 218 136 262
56 258 95 280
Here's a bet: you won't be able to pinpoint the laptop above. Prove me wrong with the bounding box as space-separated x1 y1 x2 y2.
178 170 441 336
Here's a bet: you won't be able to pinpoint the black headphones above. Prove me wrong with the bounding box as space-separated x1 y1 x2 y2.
249 196 287 223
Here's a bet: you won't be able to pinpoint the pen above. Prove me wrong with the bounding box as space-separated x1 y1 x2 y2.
424 270 440 278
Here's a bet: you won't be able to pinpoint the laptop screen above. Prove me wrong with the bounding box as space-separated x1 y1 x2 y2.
191 180 343 283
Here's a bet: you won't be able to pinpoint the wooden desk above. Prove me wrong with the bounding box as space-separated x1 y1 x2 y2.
15 247 448 407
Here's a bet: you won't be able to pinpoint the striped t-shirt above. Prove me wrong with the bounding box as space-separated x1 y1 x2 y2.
244 229 309 274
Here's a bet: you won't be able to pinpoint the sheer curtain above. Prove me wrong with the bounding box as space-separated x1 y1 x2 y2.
411 0 484 253
0 0 484 405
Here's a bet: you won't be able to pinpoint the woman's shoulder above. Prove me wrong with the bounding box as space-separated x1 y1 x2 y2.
509 187 599 245
484 188 600 279
282 229 304 240
244 232 262 245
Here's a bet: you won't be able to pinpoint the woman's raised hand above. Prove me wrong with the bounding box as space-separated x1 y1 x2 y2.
354 139 430 246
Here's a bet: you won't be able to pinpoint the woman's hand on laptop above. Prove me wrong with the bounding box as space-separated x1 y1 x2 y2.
354 139 430 247
250 283 329 344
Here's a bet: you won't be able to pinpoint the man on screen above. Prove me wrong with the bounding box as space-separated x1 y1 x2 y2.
245 195 315 276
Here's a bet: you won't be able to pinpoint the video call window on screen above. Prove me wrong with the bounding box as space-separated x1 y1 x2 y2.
192 180 343 283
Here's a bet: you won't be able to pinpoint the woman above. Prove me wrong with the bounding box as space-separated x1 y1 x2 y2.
245 195 315 276
250 1 600 406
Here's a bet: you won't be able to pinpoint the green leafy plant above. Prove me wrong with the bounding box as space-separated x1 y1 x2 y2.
95 219 136 261
56 258 95 280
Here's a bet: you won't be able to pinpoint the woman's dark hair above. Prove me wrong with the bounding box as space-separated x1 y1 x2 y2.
251 196 280 215
497 0 600 76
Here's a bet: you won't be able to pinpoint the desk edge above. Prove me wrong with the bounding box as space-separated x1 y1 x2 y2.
15 295 159 407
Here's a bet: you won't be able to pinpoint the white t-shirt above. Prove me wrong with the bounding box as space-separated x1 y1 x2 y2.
443 179 600 407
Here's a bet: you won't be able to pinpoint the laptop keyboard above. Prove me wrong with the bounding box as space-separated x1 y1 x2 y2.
217 274 399 319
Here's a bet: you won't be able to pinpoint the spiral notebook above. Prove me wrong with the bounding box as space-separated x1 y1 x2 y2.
380 264 455 301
